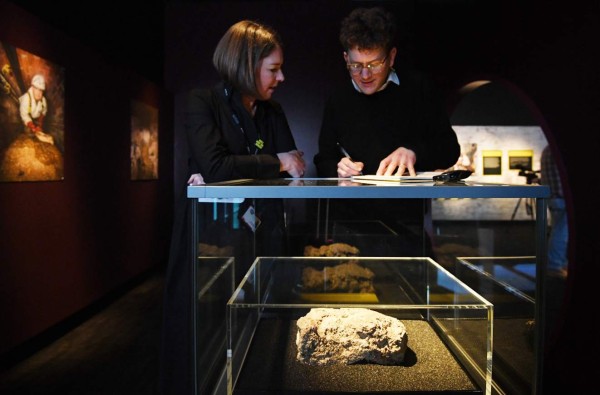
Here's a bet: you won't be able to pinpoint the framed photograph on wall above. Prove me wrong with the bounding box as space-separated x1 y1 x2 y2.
508 149 533 171
482 150 502 175
130 100 158 180
0 41 65 182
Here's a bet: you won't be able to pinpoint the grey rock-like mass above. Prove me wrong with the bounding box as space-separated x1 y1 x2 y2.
301 261 375 293
296 308 408 365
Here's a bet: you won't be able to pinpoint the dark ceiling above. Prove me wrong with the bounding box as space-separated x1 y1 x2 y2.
8 0 166 84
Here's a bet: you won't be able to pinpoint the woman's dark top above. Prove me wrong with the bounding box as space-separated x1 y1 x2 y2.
186 81 297 182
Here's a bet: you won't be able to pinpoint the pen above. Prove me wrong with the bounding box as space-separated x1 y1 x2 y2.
337 142 363 175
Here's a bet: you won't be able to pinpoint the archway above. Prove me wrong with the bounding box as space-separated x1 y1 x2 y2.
435 78 572 395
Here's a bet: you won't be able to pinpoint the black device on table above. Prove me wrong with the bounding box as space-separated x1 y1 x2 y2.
433 170 472 182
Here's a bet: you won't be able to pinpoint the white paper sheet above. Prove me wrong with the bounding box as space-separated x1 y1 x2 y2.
351 172 442 183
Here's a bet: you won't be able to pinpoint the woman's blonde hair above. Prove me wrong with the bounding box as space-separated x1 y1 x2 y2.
213 20 282 98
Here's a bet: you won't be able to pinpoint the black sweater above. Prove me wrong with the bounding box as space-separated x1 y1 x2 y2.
314 70 460 176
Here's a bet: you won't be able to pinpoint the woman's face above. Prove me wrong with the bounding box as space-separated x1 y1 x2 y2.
256 45 285 101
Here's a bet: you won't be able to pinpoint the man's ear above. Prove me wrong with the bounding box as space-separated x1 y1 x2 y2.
343 51 349 63
389 47 397 68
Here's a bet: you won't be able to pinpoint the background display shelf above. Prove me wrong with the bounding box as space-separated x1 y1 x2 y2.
286 219 420 257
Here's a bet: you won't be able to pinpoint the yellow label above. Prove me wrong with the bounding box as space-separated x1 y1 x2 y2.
482 150 502 157
508 149 533 157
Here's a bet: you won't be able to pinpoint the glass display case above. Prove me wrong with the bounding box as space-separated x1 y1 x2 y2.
194 257 236 394
188 178 549 395
456 256 537 395
227 257 493 394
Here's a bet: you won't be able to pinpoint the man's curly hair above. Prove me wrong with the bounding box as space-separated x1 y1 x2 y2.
339 7 397 52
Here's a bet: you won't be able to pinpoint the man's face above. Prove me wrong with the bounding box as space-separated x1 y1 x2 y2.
32 87 44 101
344 47 396 95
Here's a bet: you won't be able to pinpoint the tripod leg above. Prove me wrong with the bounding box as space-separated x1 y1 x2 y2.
511 198 522 220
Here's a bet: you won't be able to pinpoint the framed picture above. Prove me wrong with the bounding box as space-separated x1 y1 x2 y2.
482 150 502 175
130 100 158 180
508 149 533 171
0 41 65 182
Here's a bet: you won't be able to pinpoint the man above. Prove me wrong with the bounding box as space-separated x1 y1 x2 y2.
18 74 54 144
313 6 460 240
541 145 568 279
314 6 459 177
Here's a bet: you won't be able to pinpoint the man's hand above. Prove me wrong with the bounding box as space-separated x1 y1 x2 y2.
26 121 37 132
337 157 364 178
277 150 305 178
376 147 416 176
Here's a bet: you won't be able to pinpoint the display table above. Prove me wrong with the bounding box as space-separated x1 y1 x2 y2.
188 178 550 395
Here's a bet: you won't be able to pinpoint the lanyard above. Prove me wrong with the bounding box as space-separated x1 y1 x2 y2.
225 87 264 155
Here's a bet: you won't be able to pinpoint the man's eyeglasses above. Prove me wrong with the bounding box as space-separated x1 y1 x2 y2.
346 55 388 75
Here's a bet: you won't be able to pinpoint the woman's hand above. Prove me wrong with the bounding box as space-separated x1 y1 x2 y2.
337 157 364 178
187 173 205 185
277 150 305 177
377 147 416 176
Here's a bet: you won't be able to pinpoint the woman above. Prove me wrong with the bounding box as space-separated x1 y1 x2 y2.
160 21 304 395
186 20 305 182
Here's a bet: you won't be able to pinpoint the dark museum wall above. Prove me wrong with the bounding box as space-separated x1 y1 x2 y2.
0 0 173 358
1 0 599 392
164 0 599 391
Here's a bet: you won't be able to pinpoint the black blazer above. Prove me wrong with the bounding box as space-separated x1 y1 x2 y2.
185 81 297 183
